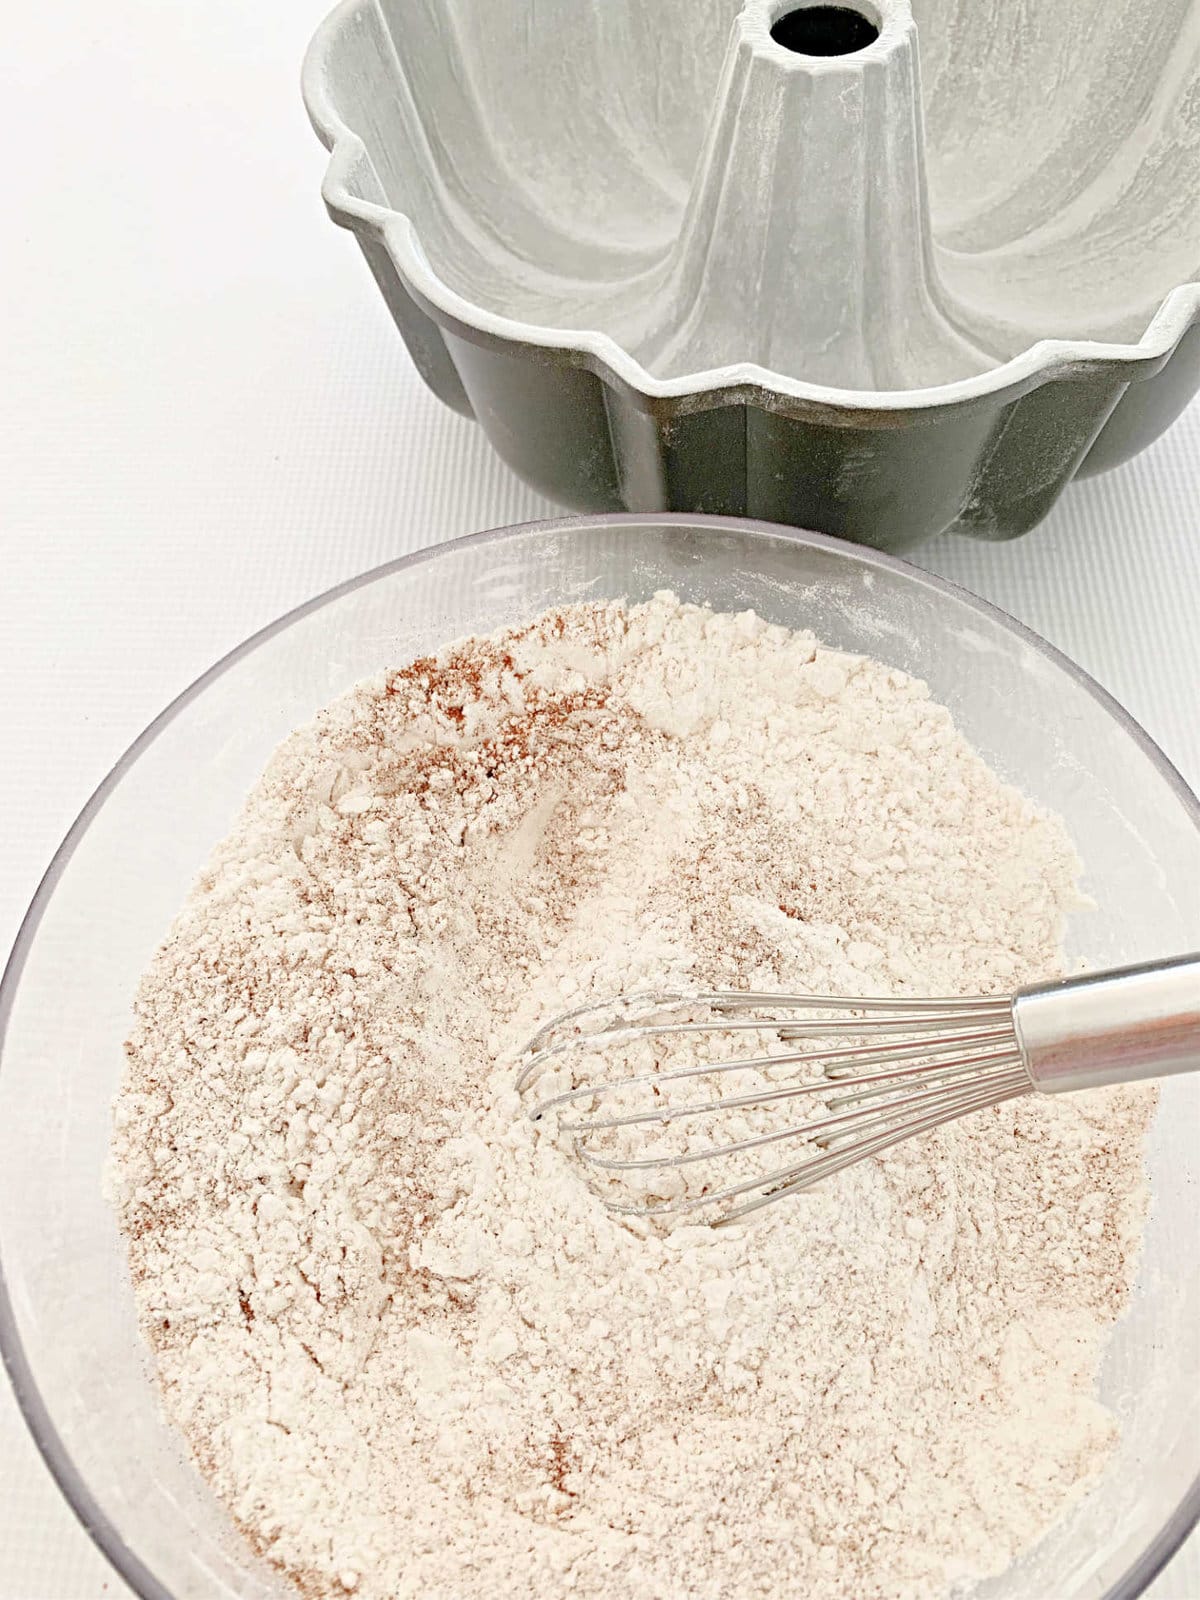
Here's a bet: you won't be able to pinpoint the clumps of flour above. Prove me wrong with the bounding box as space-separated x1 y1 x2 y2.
110 594 1153 1600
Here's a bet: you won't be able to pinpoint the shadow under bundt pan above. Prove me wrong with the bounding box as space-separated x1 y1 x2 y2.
303 1 1200 548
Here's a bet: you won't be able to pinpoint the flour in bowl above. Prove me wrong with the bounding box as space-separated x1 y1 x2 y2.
110 594 1154 1600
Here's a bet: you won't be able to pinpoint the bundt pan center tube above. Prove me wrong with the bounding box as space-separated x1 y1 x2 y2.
303 0 1200 549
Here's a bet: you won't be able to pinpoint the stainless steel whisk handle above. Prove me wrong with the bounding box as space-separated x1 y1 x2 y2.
1013 954 1200 1095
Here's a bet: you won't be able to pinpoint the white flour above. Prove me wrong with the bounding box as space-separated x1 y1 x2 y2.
110 595 1154 1600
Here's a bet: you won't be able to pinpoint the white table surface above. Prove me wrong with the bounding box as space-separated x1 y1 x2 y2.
1 0 1198 1594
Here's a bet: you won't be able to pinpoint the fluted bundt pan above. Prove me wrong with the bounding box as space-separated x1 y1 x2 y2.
303 0 1200 550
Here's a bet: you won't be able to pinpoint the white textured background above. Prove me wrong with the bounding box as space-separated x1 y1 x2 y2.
1 0 1198 1594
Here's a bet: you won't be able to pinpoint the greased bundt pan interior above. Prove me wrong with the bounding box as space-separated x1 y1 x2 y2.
304 1 1200 547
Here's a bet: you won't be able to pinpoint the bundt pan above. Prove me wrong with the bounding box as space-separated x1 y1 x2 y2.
303 0 1200 550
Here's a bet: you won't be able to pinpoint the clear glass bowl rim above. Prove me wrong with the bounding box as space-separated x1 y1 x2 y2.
1 511 1197 1600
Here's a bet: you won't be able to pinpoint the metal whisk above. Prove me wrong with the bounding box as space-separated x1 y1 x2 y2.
515 954 1200 1227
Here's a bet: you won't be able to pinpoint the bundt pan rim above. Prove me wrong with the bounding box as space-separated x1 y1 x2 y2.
303 0 1200 421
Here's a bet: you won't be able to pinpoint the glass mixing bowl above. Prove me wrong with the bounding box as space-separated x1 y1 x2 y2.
1 515 1197 1600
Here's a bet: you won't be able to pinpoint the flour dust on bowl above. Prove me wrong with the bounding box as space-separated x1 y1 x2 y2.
0 515 1197 1600
303 3 1200 545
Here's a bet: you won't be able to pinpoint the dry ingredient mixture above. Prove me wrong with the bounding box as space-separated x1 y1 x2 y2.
110 595 1154 1600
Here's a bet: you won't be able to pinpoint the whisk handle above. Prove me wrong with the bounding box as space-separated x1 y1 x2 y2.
1013 954 1200 1095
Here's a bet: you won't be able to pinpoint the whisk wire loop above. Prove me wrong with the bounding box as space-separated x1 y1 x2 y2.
514 956 1200 1225
515 988 1033 1224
